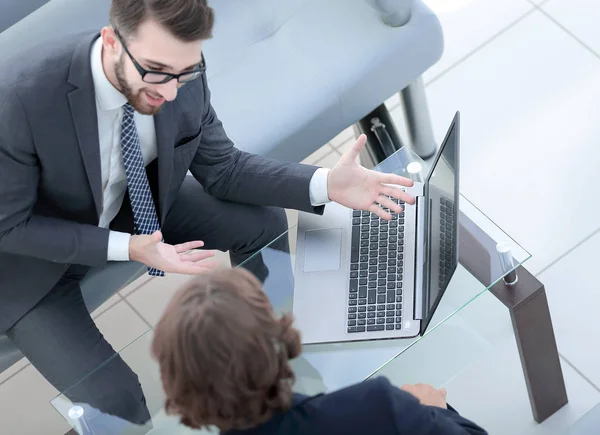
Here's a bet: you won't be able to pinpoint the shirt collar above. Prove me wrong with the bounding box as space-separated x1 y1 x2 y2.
90 36 127 111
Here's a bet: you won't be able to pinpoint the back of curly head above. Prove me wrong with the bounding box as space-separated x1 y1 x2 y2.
151 268 302 431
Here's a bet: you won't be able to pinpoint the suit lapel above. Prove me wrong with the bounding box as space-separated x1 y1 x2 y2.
67 33 103 218
154 103 176 223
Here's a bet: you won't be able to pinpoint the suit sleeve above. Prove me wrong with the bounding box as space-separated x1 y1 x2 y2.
0 88 110 267
187 74 324 214
380 379 488 435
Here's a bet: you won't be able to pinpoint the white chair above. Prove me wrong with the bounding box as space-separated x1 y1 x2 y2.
204 0 443 161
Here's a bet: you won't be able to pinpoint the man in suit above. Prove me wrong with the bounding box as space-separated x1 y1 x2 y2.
151 268 488 435
0 0 416 425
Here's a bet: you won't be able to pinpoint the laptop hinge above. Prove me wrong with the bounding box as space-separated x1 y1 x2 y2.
414 196 426 320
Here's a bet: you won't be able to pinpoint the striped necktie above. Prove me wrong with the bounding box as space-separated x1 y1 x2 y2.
120 103 164 277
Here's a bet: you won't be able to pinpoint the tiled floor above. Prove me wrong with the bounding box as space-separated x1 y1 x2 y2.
3 0 600 433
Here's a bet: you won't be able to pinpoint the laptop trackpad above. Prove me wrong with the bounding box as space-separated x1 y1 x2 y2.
303 228 342 272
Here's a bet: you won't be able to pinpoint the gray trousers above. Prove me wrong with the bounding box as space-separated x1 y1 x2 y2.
5 177 290 428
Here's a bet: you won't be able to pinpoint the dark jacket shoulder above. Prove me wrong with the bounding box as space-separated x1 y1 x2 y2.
225 377 488 435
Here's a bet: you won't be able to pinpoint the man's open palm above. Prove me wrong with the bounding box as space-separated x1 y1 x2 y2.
130 231 219 275
327 135 416 219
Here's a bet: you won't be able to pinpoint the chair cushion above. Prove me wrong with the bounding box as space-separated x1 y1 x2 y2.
204 0 443 162
204 0 309 70
0 0 50 33
0 0 106 59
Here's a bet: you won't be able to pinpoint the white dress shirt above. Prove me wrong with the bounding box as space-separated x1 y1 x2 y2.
90 37 331 262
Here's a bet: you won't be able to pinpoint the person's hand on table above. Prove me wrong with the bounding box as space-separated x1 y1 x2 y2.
327 134 416 219
401 383 448 409
129 231 218 274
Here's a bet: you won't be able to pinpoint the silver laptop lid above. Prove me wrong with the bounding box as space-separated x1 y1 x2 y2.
420 111 461 335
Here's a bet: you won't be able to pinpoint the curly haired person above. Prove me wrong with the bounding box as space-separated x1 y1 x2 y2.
151 268 488 435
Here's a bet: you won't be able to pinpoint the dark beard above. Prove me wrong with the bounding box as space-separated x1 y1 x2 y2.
114 56 161 116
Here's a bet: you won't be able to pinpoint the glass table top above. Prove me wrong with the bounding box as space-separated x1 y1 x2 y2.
50 146 530 434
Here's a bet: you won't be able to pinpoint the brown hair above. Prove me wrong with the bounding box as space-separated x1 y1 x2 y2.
109 0 215 42
151 268 302 431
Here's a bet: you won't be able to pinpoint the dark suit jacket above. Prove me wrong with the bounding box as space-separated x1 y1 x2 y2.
0 32 322 332
225 377 488 435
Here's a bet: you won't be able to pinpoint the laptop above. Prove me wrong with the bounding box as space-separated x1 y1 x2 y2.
292 112 460 344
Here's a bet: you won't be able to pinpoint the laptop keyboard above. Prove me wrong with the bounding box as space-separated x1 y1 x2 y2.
348 198 405 333
439 197 456 289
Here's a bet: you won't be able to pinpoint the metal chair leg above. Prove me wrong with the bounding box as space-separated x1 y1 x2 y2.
400 76 437 159
356 103 405 164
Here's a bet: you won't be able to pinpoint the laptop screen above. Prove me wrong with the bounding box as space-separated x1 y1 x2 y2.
420 113 460 334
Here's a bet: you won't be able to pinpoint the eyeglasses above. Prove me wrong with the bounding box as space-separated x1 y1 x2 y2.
113 27 206 84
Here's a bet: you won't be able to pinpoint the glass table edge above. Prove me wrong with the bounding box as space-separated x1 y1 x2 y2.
363 250 532 381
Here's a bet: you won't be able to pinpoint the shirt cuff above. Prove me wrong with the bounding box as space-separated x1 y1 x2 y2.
309 167 331 206
108 231 131 261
